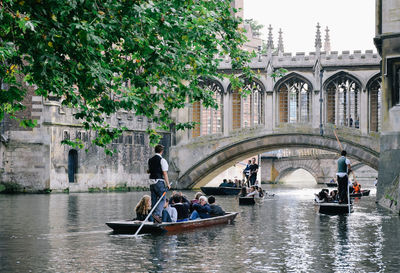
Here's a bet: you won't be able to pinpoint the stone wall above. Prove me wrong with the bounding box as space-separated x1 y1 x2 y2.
374 0 400 214
0 93 171 193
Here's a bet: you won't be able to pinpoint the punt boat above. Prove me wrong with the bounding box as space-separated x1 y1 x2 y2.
106 212 238 234
350 189 370 198
239 196 256 205
316 203 353 214
200 186 241 195
325 181 338 187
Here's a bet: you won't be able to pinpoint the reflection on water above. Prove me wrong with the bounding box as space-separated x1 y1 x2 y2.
0 187 399 272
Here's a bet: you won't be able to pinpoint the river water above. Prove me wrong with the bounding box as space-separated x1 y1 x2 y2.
1 186 399 272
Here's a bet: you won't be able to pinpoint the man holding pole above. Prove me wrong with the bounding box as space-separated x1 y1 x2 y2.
148 144 170 223
336 150 352 204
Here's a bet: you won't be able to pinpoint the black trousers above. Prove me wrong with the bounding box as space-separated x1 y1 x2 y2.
337 175 349 203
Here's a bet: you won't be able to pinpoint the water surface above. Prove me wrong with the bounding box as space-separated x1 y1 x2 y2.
1 186 399 272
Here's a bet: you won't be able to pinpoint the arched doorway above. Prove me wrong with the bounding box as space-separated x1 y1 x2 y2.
68 149 78 183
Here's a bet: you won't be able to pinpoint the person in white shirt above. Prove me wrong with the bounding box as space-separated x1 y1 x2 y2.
162 199 177 222
246 186 260 199
336 150 352 204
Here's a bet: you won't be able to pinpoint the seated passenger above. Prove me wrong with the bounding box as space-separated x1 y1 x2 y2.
329 189 338 201
246 186 260 198
190 192 203 212
208 196 225 216
219 179 229 187
317 189 329 202
171 194 190 222
190 196 211 220
133 195 151 221
352 181 361 193
162 199 177 222
257 187 264 198
239 187 248 197
226 179 235 187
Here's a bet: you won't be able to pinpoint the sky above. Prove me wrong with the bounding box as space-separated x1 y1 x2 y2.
244 0 376 53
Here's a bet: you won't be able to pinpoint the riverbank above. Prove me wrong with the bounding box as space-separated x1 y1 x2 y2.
0 182 149 194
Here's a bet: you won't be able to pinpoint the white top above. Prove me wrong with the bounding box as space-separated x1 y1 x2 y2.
246 191 260 198
336 157 351 178
165 206 177 222
156 153 169 172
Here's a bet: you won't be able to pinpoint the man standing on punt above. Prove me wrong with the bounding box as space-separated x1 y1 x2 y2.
337 150 352 204
148 144 171 223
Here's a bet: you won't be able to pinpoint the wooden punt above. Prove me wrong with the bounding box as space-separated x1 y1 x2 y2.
106 212 238 234
350 189 370 198
239 196 256 205
325 182 338 187
316 203 353 214
200 186 241 195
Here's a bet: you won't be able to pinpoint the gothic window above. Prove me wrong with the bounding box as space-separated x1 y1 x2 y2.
191 101 201 138
325 73 361 128
277 77 311 124
368 76 382 132
232 80 264 129
248 81 264 126
191 80 223 137
326 86 336 124
232 89 241 130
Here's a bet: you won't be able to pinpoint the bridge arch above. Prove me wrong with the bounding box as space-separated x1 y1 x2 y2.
274 166 319 184
175 133 379 189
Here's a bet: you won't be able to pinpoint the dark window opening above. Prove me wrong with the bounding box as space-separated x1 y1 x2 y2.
63 131 70 141
126 135 132 144
68 149 78 183
395 66 400 106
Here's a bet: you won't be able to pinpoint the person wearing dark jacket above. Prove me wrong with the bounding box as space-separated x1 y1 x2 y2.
189 196 211 220
208 196 225 216
171 194 190 222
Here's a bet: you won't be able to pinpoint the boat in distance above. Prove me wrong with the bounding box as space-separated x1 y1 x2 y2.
200 186 241 195
106 212 239 234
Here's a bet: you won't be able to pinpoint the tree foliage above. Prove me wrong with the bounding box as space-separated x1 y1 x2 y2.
244 18 264 37
1 0 255 148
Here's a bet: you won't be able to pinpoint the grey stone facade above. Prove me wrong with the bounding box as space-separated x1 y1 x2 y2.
0 90 170 192
374 0 400 214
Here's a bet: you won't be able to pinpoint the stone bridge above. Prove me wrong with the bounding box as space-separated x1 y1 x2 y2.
169 28 381 189
261 152 370 184
169 125 379 189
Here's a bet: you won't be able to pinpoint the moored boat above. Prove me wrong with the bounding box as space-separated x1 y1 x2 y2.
200 186 241 195
316 202 353 214
106 212 238 234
